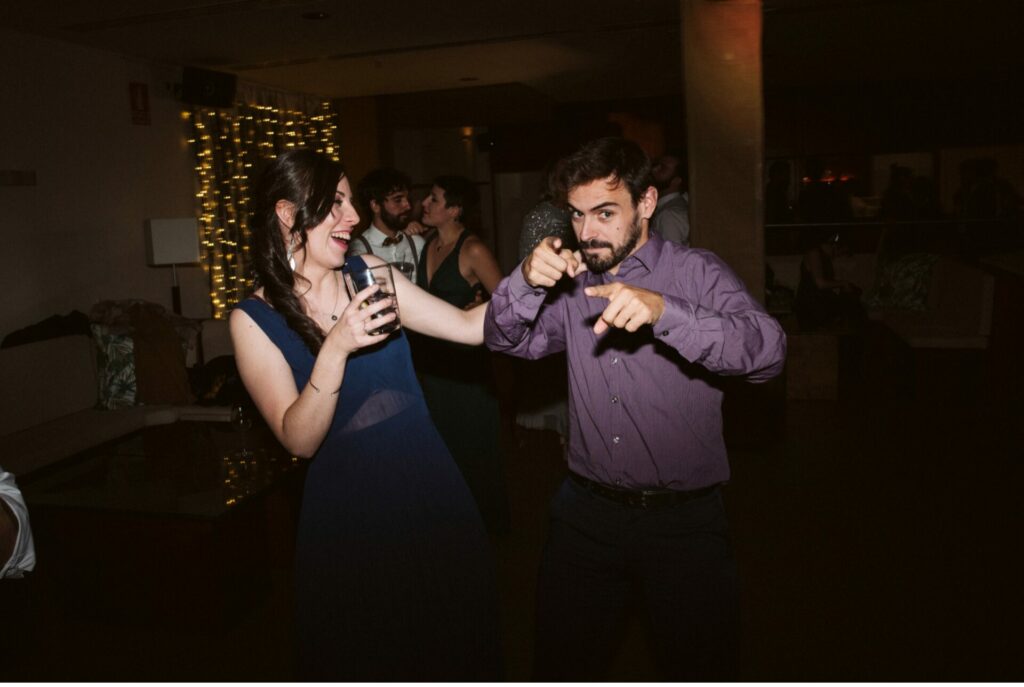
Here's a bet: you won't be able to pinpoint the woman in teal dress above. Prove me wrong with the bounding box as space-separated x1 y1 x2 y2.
230 151 501 680
413 176 510 535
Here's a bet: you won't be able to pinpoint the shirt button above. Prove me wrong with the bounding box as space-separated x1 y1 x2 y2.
611 395 619 404
612 435 621 444
611 357 619 365
660 330 670 337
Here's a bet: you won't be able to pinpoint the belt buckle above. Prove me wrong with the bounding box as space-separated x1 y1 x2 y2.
638 488 677 509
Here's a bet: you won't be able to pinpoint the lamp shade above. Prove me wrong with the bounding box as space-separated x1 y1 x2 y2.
145 218 201 265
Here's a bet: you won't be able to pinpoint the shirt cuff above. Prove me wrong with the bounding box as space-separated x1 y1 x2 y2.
509 262 548 298
653 293 695 338
488 264 552 330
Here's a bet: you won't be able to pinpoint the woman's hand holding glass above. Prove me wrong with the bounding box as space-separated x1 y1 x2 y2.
326 283 396 355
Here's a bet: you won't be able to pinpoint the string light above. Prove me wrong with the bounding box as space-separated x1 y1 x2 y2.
185 100 340 319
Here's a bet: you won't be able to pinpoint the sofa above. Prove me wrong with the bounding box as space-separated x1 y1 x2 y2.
767 252 995 399
0 319 233 477
866 256 994 350
767 251 994 349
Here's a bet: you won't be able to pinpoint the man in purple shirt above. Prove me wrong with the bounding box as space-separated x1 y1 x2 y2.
485 137 786 680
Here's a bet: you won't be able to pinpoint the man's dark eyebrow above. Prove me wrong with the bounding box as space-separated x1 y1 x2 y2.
567 201 621 214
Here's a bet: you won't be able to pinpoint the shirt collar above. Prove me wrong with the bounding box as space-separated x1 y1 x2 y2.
628 232 663 273
366 224 406 246
591 231 663 282
364 224 387 244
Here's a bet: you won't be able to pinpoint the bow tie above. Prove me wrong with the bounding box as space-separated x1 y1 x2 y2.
382 234 405 247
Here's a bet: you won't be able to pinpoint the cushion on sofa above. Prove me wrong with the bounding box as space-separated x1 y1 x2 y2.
91 324 136 409
132 307 192 405
864 253 938 311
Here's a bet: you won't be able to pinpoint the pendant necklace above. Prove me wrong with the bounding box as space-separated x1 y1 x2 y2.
329 271 340 321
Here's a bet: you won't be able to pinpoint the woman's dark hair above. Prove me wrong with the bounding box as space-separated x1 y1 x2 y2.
250 149 345 354
433 175 480 225
552 137 653 207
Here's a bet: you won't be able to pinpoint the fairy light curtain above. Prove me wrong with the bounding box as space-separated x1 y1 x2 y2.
184 96 339 319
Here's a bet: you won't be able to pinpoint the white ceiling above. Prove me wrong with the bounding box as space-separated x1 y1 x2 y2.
2 0 1021 102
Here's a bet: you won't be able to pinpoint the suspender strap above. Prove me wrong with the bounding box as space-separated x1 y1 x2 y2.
407 234 419 268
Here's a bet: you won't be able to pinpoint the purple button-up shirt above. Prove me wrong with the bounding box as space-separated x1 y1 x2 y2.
485 233 786 490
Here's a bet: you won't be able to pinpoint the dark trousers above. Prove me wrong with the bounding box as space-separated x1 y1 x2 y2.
533 476 739 681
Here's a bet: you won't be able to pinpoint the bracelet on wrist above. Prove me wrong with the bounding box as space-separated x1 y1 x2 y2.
308 379 341 395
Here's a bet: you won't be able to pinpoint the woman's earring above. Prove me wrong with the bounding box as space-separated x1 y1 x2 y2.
287 237 297 271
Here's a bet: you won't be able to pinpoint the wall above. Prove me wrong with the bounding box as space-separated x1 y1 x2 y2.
764 74 1024 160
0 29 206 338
333 96 383 196
938 145 1024 216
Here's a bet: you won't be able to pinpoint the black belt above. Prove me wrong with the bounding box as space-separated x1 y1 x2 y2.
569 472 717 509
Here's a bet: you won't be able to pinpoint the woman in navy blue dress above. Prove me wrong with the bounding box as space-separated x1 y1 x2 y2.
230 150 501 680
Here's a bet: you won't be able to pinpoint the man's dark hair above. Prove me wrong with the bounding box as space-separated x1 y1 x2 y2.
433 175 480 224
357 167 411 213
552 137 653 207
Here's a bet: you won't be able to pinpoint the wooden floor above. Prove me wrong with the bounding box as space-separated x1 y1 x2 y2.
3 364 1022 681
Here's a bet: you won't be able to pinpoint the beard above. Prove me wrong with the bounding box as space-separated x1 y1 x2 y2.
379 206 411 232
578 213 643 274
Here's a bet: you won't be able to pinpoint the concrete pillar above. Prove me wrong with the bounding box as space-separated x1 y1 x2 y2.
682 0 765 302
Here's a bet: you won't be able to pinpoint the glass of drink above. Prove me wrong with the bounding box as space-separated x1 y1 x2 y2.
342 263 401 335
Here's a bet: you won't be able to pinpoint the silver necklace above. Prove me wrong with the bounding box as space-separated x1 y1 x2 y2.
329 271 340 321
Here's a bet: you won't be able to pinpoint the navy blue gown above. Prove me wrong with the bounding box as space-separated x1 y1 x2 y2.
235 259 501 681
